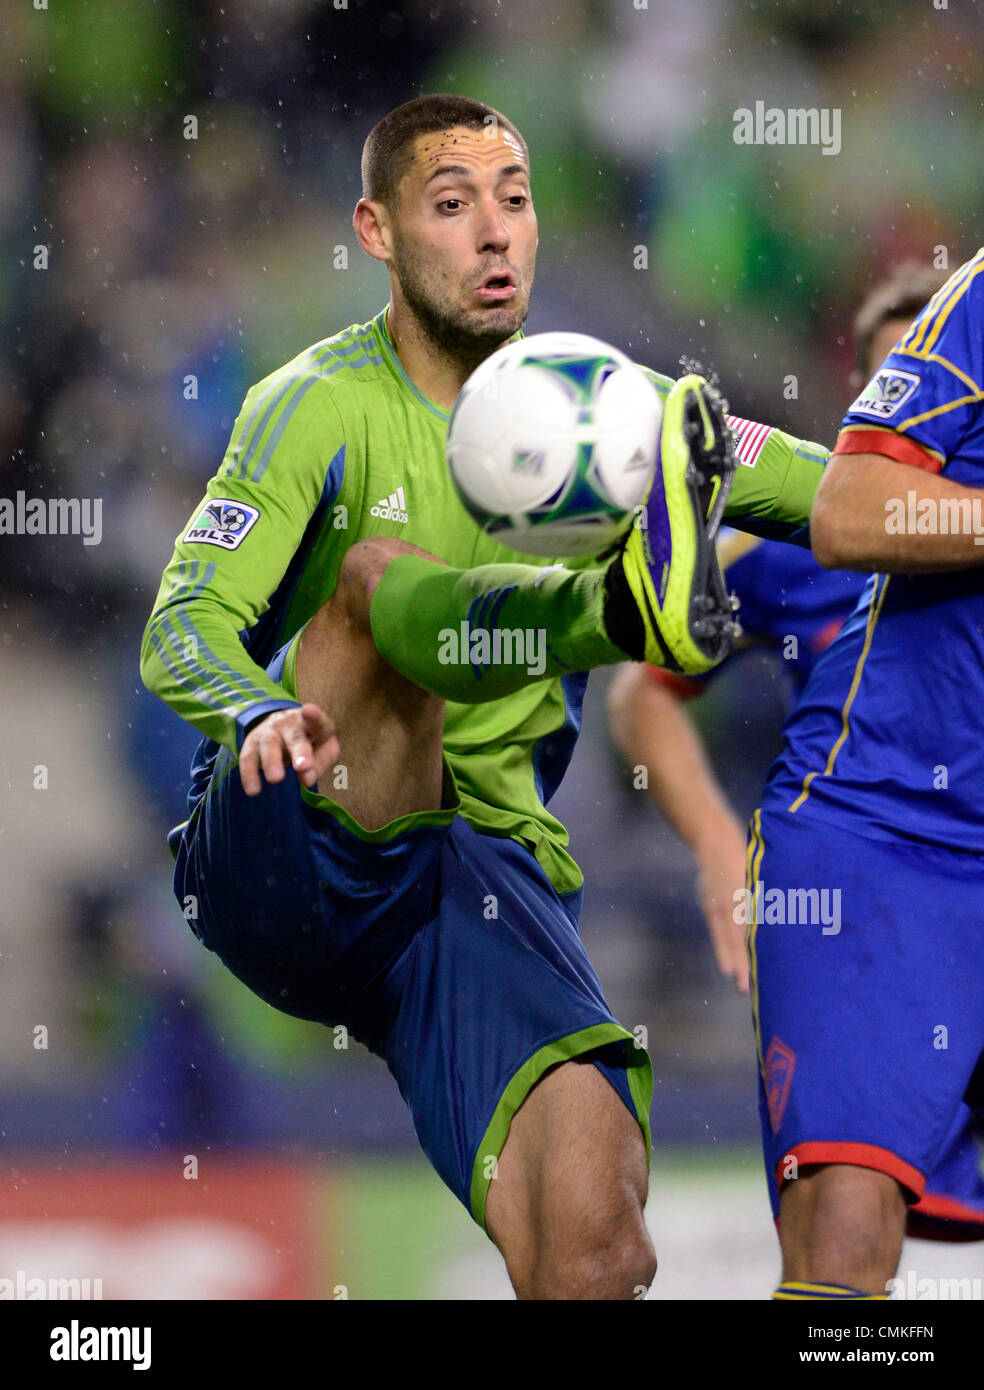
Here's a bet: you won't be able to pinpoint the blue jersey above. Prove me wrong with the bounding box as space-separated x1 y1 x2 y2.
762 247 984 848
647 530 865 700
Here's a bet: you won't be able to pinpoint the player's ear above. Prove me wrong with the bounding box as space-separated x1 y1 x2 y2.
354 198 391 263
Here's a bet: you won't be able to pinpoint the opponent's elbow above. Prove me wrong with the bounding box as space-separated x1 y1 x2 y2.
809 497 845 569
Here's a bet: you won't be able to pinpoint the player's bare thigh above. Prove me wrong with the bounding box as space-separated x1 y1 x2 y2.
485 1058 655 1299
295 537 448 830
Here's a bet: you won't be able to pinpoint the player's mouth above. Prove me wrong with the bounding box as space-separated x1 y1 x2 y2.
474 270 517 302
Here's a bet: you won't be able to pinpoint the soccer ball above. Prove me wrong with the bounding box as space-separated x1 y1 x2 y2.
446 331 661 557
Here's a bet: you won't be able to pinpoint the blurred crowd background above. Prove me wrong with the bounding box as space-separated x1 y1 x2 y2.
1 0 982 1295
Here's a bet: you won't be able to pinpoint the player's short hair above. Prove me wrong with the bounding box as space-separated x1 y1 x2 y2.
361 94 528 207
853 261 950 376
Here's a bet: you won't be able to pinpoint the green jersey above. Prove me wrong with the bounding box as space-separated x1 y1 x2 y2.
141 307 829 896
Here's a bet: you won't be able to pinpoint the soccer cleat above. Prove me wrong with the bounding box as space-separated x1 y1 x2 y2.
618 374 741 673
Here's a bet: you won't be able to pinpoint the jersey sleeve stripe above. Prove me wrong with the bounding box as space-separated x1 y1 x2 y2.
897 392 984 433
226 340 345 482
907 253 984 356
165 559 217 604
832 426 943 472
918 352 983 395
146 627 245 719
166 608 275 707
249 375 322 482
233 372 319 483
899 264 969 354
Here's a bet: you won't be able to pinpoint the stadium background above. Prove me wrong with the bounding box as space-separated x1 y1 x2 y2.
1 0 982 1298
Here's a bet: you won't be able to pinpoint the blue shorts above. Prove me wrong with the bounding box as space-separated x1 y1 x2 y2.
747 808 984 1239
171 637 652 1227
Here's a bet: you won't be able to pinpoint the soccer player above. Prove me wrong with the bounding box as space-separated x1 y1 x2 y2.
748 248 984 1299
605 265 943 994
141 94 826 1300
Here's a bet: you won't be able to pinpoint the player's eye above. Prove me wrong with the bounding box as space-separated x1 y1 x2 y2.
437 198 464 213
506 195 528 208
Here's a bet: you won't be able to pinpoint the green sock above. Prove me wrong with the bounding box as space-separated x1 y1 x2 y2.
369 553 630 703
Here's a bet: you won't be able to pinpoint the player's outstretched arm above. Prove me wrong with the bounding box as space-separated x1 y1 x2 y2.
607 663 750 993
812 450 984 572
238 703 340 797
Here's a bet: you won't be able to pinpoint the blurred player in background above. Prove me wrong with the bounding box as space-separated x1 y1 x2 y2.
141 93 831 1299
606 264 944 993
749 248 984 1299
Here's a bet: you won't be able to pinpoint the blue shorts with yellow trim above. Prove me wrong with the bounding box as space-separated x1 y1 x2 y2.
747 807 984 1239
171 637 652 1226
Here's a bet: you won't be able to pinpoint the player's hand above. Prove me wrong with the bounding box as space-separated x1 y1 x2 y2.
238 704 340 797
695 825 751 994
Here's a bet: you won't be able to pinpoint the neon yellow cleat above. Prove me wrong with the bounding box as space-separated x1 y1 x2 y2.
618 374 740 673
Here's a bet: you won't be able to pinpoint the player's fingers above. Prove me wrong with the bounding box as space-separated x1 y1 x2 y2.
257 726 289 786
706 913 732 977
299 703 336 744
733 932 751 994
280 719 319 785
238 741 262 797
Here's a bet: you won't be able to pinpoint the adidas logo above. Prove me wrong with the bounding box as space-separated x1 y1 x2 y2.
370 485 409 524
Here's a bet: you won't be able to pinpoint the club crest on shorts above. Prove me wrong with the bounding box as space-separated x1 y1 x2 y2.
850 367 921 419
765 1035 797 1134
185 499 260 549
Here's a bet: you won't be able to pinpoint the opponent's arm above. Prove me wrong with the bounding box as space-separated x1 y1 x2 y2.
812 451 984 571
607 663 750 992
813 252 984 572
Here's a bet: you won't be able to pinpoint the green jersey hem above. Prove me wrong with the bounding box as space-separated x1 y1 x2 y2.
468 1021 654 1229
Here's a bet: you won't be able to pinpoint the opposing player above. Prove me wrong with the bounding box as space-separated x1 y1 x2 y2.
605 265 943 993
749 249 984 1298
141 94 826 1299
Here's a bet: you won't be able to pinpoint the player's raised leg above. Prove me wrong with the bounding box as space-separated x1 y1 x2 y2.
485 1058 656 1300
365 374 741 708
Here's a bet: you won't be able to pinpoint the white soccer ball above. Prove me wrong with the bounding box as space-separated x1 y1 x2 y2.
446 331 661 557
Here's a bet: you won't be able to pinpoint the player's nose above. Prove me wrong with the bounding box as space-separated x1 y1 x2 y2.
475 198 510 253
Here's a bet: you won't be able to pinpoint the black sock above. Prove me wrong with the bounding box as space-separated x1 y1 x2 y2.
602 555 645 661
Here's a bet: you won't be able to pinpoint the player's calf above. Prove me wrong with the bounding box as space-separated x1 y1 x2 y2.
486 1059 656 1300
778 1163 907 1297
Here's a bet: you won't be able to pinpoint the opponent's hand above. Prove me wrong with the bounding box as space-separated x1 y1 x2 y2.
239 704 340 796
695 826 751 994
